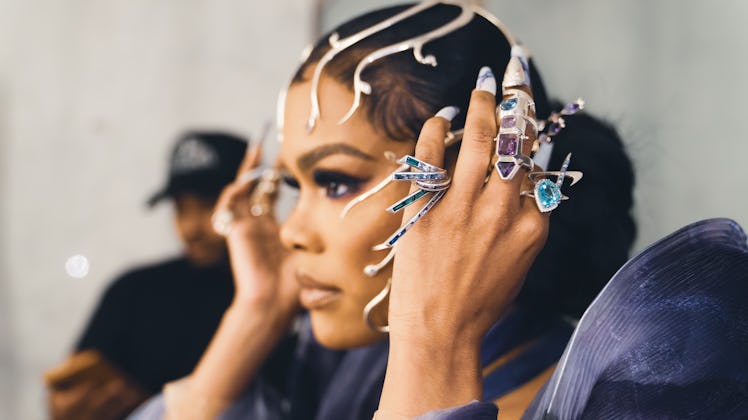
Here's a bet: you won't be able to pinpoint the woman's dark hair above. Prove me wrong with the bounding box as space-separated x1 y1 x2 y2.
294 3 636 318
522 113 636 318
294 4 550 139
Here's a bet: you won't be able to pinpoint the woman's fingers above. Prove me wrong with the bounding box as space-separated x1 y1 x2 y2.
249 169 281 219
483 56 538 206
452 67 498 197
416 115 450 168
398 112 451 222
213 142 269 232
237 142 262 176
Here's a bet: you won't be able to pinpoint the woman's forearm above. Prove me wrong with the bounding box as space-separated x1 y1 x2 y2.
192 302 292 399
377 330 483 419
164 301 293 420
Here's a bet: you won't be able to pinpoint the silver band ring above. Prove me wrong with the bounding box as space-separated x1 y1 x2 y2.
212 209 234 236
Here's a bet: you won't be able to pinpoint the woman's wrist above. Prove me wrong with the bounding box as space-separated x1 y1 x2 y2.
379 330 483 418
187 299 294 405
388 312 486 349
163 377 231 420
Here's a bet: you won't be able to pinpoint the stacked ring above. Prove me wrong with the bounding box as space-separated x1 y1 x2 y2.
495 55 537 181
211 168 280 236
372 155 451 251
520 153 583 213
249 169 280 217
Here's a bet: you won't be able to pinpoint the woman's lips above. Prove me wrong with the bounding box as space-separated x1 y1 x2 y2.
296 271 341 309
299 287 341 309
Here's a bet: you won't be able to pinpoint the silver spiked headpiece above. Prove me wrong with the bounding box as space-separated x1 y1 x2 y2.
305 0 519 133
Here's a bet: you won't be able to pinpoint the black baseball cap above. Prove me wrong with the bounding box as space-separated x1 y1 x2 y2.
147 131 248 207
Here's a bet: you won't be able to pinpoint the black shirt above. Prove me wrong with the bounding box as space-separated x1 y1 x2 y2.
76 256 234 394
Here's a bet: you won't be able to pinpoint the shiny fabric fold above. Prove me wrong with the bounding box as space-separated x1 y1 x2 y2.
521 218 748 419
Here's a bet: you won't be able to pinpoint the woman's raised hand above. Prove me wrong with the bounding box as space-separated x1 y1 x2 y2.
379 64 549 418
164 144 298 420
212 144 299 314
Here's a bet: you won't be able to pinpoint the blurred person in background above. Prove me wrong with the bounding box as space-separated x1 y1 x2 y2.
46 131 250 420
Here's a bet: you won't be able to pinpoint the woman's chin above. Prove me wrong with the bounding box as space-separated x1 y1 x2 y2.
309 311 386 350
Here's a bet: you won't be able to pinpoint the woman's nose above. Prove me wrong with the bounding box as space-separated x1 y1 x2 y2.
279 203 324 253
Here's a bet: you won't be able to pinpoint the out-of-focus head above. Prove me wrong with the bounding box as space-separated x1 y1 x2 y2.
172 192 226 266
278 2 635 349
148 131 248 266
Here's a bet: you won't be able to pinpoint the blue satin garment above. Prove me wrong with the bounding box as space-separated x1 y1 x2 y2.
424 218 748 419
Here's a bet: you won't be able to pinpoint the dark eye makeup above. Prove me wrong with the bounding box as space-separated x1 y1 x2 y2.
282 169 368 199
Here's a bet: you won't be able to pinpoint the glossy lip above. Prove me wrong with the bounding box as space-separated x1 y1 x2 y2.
295 270 342 310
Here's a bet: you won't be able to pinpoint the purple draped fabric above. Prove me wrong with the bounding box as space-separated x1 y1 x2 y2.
521 218 748 419
423 218 748 420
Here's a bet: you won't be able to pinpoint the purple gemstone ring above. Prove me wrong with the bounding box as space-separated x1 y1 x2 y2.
495 153 534 181
498 112 538 134
494 92 537 181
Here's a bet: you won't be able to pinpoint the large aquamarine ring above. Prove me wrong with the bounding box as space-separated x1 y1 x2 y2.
521 153 583 213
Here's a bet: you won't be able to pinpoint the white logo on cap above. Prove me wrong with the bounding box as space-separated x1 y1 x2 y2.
172 138 219 173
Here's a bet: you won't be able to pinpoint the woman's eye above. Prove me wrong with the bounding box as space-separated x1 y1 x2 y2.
325 181 350 198
313 170 365 199
282 176 299 189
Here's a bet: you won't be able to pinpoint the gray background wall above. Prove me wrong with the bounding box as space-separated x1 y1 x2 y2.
0 1 312 418
1 1 746 419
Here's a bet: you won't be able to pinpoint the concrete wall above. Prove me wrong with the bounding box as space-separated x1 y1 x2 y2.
0 1 311 418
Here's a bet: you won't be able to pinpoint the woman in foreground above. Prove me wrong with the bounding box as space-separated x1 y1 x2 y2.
131 2 748 419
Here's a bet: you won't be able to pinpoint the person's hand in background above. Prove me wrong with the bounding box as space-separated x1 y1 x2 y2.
46 350 148 420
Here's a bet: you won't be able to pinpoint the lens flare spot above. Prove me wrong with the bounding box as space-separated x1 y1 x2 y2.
65 255 90 278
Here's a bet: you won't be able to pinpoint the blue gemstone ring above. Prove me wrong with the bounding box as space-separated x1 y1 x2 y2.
398 155 445 173
522 178 567 213
497 90 536 119
495 89 538 182
521 153 583 213
371 155 452 251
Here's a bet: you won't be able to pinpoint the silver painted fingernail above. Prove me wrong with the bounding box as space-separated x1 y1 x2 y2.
435 106 460 122
502 56 529 89
476 66 496 95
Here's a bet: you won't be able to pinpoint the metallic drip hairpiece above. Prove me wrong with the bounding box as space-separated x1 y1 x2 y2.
471 5 518 47
307 0 481 132
276 45 316 143
336 6 474 125
339 162 409 220
363 277 392 333
276 87 287 143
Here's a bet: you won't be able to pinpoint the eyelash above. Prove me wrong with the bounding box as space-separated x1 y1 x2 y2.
282 170 366 199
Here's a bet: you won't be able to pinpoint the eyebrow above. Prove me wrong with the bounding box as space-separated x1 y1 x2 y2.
297 143 375 171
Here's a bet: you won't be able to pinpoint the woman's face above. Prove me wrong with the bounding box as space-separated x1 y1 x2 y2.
279 76 414 349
